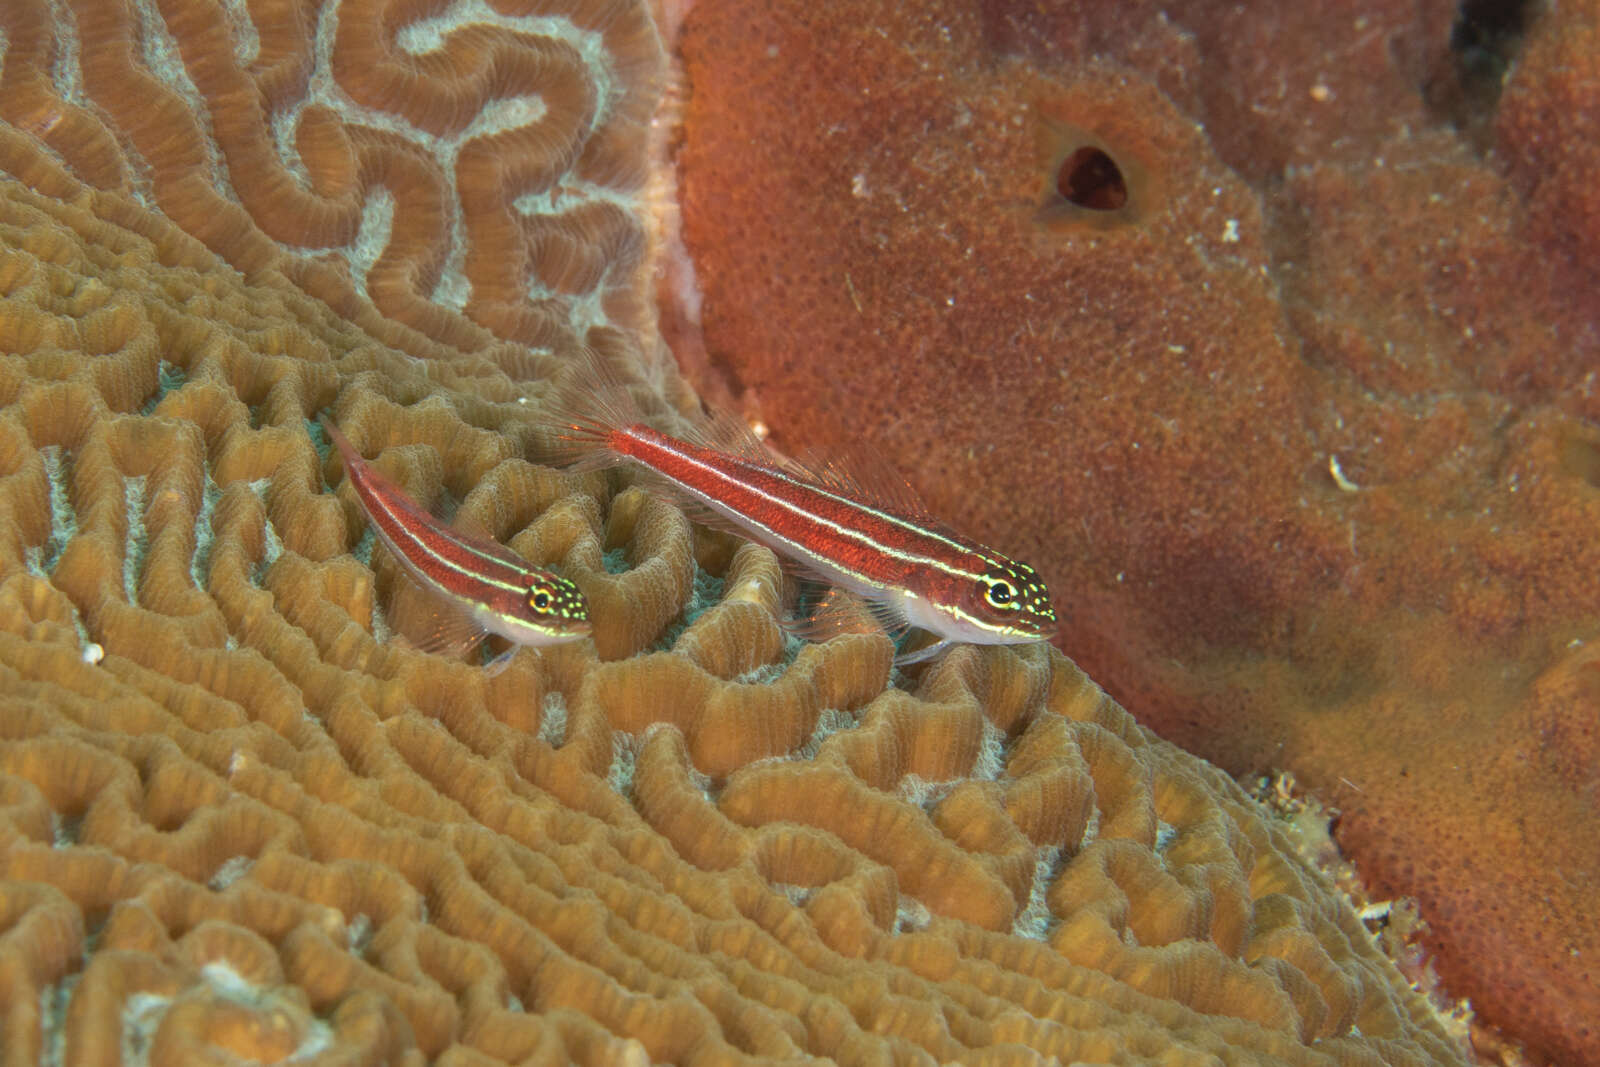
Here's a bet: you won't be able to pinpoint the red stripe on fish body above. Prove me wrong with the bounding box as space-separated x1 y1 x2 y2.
321 416 590 646
344 456 530 598
545 362 1056 654
609 425 990 592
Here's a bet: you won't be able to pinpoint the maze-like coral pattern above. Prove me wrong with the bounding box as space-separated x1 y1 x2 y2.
0 174 1472 1063
0 0 662 362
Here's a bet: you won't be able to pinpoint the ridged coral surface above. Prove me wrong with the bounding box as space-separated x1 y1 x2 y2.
672 1 1600 1062
0 0 662 365
0 145 1471 1065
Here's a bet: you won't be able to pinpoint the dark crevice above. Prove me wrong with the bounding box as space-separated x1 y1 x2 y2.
1452 0 1536 54
1055 147 1128 212
1426 0 1543 149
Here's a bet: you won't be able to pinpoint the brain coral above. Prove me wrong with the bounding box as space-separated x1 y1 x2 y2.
0 90 1470 1067
0 0 1479 1060
0 0 664 363
670 0 1600 1061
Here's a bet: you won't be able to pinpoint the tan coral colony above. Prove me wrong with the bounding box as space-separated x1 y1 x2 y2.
0 0 1470 1062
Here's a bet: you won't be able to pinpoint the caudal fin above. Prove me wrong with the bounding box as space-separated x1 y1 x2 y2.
318 412 357 467
538 347 652 472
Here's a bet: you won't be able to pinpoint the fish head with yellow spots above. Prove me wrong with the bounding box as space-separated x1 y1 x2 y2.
900 553 1058 648
473 573 592 647
964 558 1057 641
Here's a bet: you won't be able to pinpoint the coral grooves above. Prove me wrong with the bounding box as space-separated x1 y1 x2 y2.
0 0 664 363
0 34 1462 1060
0 0 1490 1060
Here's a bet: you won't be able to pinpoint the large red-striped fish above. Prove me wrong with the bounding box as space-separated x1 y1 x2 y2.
321 415 590 658
544 365 1055 663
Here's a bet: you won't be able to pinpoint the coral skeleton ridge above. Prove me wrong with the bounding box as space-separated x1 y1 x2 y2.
0 0 1479 1061
0 171 1469 1062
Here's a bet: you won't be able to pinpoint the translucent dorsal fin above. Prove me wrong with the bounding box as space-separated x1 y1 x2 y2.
790 444 933 519
447 507 495 544
682 406 774 463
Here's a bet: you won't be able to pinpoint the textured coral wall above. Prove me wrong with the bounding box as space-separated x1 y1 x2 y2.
0 0 663 365
0 177 1469 1062
672 0 1600 1063
0 0 1479 1062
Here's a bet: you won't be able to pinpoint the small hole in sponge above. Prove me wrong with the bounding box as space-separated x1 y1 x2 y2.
1056 147 1128 211
1033 114 1153 231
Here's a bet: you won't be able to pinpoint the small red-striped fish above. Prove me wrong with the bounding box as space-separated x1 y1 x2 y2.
544 366 1055 663
320 415 590 656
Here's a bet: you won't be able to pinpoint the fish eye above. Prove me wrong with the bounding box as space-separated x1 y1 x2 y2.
983 578 1019 609
529 588 552 612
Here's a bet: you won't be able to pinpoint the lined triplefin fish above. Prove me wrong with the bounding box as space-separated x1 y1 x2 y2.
320 415 591 658
543 363 1056 664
